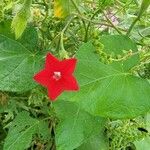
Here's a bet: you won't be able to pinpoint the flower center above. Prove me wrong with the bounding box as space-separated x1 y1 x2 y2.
53 71 61 81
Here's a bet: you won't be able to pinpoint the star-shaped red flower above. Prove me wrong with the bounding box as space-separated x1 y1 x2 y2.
33 53 79 101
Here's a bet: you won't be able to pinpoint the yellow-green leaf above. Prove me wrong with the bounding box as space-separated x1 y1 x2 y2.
54 0 79 18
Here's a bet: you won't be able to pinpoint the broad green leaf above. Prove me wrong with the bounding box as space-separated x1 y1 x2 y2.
54 101 105 150
4 111 50 150
77 133 109 150
0 35 43 92
60 41 150 119
17 27 38 51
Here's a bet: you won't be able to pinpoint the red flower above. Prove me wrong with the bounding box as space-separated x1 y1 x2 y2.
33 53 79 101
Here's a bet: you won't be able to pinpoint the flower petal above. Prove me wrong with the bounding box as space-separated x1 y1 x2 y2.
62 75 79 91
45 53 60 71
47 80 64 100
33 70 50 87
61 58 77 74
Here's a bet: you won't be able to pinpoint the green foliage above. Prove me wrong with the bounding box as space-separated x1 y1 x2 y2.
0 35 43 92
107 118 148 149
28 87 45 106
99 0 115 7
134 137 150 150
100 35 139 69
4 111 50 150
17 27 38 51
60 41 150 119
0 20 14 39
77 133 109 150
54 0 80 18
134 113 150 149
11 0 32 39
54 101 105 150
139 0 150 16
0 0 150 149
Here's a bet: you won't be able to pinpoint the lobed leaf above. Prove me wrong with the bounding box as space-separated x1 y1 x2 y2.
4 111 49 150
60 36 150 119
0 35 43 92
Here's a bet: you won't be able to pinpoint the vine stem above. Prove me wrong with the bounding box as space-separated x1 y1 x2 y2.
126 0 150 36
84 8 102 42
49 17 74 51
126 16 140 36
131 59 150 72
111 50 142 62
102 11 122 34
70 0 87 40
60 16 74 55
74 13 127 31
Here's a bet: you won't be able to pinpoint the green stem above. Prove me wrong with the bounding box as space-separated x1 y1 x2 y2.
60 16 74 52
127 0 150 36
42 0 49 22
84 8 102 42
74 13 127 32
126 15 140 36
103 11 122 34
70 0 87 41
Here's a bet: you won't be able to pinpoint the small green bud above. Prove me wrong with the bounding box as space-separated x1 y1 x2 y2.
98 43 104 50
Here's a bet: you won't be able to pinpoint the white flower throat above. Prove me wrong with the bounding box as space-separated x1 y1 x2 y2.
53 72 61 81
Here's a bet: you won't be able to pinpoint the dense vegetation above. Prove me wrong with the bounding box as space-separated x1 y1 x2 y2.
0 0 150 150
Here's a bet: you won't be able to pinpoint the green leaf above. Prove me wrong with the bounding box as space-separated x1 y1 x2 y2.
11 0 32 39
0 19 38 50
0 35 43 92
0 20 14 39
17 27 38 51
60 41 150 119
134 137 150 150
4 111 50 150
0 19 39 51
54 101 105 150
77 133 109 150
54 0 80 18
